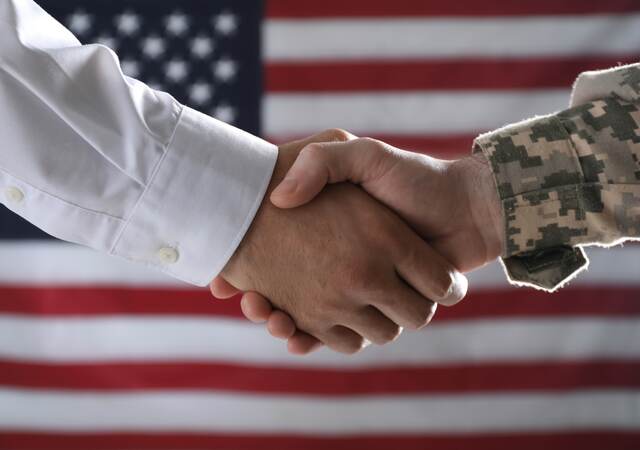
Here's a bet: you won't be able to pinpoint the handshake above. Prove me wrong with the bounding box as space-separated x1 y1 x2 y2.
211 129 505 355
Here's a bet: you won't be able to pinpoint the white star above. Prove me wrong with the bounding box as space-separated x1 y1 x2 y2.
191 36 215 59
121 59 140 78
189 82 214 105
96 34 118 50
213 104 236 123
115 11 141 36
213 12 238 36
213 58 238 82
142 36 166 59
166 11 189 36
165 59 189 83
68 11 92 36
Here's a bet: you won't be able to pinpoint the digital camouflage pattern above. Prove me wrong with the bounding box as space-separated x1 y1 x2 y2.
474 63 640 291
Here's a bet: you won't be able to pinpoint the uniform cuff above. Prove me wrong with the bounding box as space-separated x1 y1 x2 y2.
473 115 590 291
501 247 589 292
111 106 278 286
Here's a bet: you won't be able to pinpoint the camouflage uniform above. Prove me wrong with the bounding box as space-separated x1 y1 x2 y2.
473 63 640 291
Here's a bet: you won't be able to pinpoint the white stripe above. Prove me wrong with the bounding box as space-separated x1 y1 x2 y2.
0 241 637 288
0 241 183 287
1 389 638 433
1 316 638 367
264 15 640 61
263 90 569 136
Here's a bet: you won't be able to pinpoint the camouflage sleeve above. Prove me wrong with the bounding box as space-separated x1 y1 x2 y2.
473 64 640 291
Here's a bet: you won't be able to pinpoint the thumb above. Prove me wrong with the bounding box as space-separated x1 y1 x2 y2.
271 139 381 209
209 276 241 299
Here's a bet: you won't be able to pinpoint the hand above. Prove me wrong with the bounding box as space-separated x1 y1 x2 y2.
212 130 468 355
232 132 503 354
272 137 504 271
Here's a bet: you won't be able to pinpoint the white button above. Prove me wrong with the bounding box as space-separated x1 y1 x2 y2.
157 247 180 264
5 187 25 204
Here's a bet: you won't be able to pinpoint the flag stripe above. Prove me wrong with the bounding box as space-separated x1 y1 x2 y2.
3 431 640 450
1 317 638 365
264 16 640 61
0 242 182 287
266 0 640 18
1 286 639 321
2 432 640 450
0 243 637 287
0 389 638 432
1 360 638 394
2 1 638 447
265 57 638 92
264 90 569 136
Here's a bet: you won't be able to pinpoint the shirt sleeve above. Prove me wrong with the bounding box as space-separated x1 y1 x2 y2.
0 0 277 286
473 63 640 291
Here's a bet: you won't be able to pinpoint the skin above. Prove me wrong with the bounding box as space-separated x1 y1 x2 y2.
215 131 468 355
213 133 504 355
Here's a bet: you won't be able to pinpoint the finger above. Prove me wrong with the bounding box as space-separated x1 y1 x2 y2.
267 310 297 340
286 128 357 150
240 292 273 323
271 138 388 209
371 281 439 331
209 276 241 299
287 331 324 355
343 306 403 346
395 237 469 306
319 326 367 355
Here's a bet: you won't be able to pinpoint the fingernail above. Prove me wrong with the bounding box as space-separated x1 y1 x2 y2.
272 177 298 197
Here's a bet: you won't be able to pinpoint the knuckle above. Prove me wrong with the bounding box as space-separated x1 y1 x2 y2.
439 272 468 306
404 318 423 331
358 136 378 145
374 324 402 345
300 142 325 159
386 323 403 342
357 137 385 151
342 337 366 355
407 305 433 330
325 128 352 142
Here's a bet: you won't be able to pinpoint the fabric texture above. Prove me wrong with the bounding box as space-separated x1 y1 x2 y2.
0 0 278 286
474 63 640 290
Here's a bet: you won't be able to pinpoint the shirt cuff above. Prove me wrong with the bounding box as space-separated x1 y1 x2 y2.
473 114 590 291
111 106 278 286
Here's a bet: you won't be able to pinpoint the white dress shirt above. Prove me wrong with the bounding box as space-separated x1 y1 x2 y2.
0 0 278 286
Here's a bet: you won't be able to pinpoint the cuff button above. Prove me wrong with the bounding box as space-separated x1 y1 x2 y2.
5 187 25 204
157 247 180 265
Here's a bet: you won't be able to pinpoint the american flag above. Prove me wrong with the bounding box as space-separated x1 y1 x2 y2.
1 1 640 449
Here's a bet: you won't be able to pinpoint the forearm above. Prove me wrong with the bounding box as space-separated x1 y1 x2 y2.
0 0 277 285
476 99 640 249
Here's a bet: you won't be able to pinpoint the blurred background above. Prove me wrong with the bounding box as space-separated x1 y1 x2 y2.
1 0 640 449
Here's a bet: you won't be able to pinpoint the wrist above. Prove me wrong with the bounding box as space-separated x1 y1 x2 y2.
221 143 299 286
453 154 505 262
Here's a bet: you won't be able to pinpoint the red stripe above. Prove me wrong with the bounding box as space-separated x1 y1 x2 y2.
0 360 638 394
266 57 638 92
2 432 640 450
268 134 476 157
266 0 640 18
1 286 639 320
0 286 241 317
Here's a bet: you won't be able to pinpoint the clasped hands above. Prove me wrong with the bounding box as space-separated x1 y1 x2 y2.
211 129 505 355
